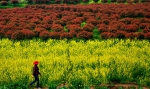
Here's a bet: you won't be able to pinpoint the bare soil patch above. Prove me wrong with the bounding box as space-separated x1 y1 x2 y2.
100 83 149 89
57 83 150 89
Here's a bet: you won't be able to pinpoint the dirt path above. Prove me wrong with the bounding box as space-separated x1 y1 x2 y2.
30 83 149 89
57 83 150 89
100 83 149 89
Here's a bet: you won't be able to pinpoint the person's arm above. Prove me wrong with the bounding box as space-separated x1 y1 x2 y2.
38 67 41 75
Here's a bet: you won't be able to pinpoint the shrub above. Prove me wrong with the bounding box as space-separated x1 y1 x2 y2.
34 28 47 37
140 18 150 23
27 23 36 30
101 32 116 39
64 6 71 11
82 24 94 32
110 14 120 20
0 30 5 39
69 30 77 37
61 16 75 24
66 24 81 33
107 26 118 33
86 18 97 25
53 20 65 26
135 11 144 17
77 31 93 39
1 24 16 34
30 18 41 24
60 32 73 39
125 24 138 32
19 22 27 28
5 30 15 39
11 30 25 40
36 23 51 30
39 31 50 40
143 25 150 33
131 19 141 26
101 19 110 25
97 24 108 33
16 27 22 30
120 18 133 24
139 23 148 29
69 18 83 25
49 32 61 39
125 33 137 39
144 32 150 40
0 24 4 31
144 12 150 18
136 32 144 39
43 16 53 24
74 12 83 17
115 30 127 39
51 24 64 32
0 1 8 6
0 21 6 25
21 29 35 39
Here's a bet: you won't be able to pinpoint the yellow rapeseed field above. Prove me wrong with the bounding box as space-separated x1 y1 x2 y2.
0 38 150 88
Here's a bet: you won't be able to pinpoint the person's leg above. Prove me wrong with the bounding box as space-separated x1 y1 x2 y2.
29 76 36 86
35 75 40 87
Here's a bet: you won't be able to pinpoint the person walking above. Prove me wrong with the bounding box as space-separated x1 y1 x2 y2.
29 61 41 88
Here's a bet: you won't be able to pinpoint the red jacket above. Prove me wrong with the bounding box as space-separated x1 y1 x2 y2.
33 65 40 76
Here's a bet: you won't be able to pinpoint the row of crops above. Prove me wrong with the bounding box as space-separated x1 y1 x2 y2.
0 39 150 88
0 0 149 6
0 3 150 40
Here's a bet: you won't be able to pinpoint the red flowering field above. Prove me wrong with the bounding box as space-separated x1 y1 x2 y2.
0 3 150 40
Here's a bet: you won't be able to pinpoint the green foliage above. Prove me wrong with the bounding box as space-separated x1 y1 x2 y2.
81 22 87 27
64 26 69 32
93 28 100 39
0 4 26 9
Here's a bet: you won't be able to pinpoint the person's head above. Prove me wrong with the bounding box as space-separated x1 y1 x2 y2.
33 61 39 65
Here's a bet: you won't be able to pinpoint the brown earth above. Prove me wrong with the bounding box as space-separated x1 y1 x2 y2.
30 83 150 89
99 83 149 89
57 83 150 89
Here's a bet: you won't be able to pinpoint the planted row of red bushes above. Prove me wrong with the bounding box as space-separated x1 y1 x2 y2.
25 0 150 4
101 31 150 39
0 0 149 5
2 29 150 40
0 4 150 40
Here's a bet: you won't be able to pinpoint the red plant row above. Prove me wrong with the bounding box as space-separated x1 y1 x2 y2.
0 3 150 40
24 0 150 4
0 0 149 6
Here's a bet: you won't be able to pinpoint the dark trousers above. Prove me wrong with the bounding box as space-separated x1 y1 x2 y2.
30 75 40 87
